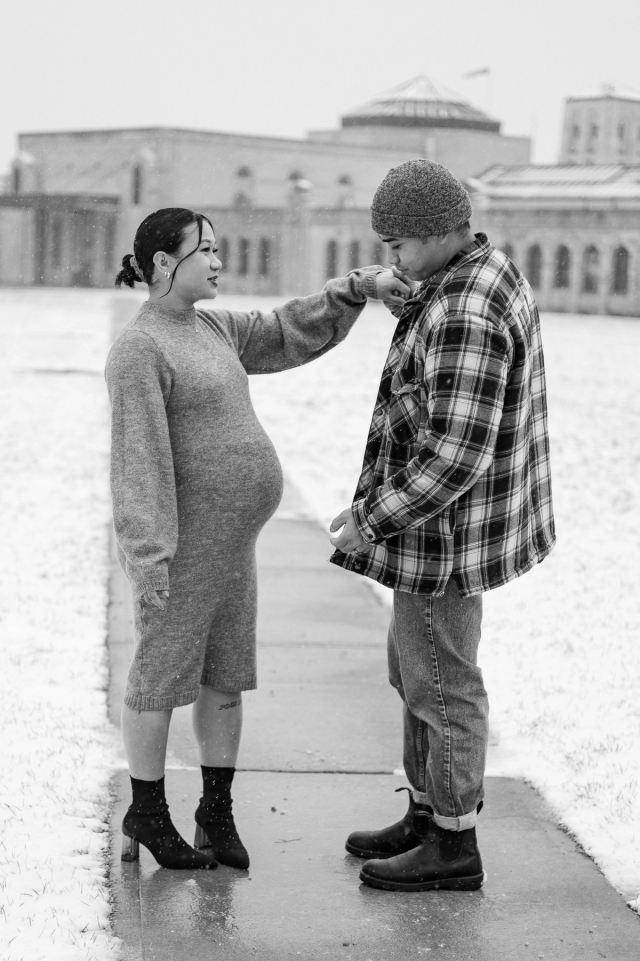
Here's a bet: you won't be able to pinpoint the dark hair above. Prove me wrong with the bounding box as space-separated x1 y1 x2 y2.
115 207 214 295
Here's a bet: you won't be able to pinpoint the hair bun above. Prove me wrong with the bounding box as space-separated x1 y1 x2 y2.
114 254 139 289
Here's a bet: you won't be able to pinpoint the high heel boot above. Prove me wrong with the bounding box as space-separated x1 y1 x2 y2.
121 775 217 870
194 766 249 869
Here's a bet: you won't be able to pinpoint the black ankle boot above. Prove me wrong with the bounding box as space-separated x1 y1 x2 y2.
359 809 483 892
345 788 426 860
194 766 249 869
122 776 217 870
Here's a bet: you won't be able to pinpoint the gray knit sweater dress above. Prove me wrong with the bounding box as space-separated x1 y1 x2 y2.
106 271 379 711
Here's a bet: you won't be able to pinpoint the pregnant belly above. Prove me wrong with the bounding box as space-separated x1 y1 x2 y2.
175 434 284 541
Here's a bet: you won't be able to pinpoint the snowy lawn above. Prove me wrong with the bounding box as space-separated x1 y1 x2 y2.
0 290 119 960
244 294 640 910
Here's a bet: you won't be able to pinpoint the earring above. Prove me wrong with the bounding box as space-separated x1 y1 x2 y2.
164 270 170 278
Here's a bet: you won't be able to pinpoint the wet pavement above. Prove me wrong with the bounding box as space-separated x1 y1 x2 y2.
108 479 640 960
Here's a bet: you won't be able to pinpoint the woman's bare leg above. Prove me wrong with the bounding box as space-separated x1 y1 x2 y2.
121 705 172 780
192 687 243 767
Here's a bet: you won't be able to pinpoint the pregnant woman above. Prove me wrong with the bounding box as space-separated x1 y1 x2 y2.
106 207 408 871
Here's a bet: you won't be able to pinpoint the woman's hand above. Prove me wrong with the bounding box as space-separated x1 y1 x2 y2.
330 508 369 553
375 268 412 306
141 589 169 611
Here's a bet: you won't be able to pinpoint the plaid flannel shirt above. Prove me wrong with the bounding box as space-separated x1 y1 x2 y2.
330 233 555 597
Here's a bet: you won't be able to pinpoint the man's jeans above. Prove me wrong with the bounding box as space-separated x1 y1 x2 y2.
388 577 488 831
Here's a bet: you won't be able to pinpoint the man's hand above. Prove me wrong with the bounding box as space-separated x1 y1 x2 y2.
330 508 369 553
141 589 169 611
375 267 412 306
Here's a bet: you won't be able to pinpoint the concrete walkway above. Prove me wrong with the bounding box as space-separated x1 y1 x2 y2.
108 480 640 961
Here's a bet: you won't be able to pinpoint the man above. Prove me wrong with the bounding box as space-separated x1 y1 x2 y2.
329 160 555 892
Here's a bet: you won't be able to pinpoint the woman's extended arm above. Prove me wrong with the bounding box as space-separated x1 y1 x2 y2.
199 267 396 374
106 331 178 597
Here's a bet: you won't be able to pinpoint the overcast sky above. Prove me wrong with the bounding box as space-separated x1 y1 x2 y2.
2 0 639 174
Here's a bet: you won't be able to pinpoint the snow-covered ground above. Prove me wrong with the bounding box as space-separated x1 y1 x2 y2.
0 288 638 961
0 290 119 960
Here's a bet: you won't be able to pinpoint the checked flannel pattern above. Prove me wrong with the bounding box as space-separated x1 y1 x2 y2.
331 233 555 597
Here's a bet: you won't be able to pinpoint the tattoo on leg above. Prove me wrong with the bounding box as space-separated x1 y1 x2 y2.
218 699 241 711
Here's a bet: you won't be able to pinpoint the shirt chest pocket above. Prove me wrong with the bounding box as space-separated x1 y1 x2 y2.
387 373 425 446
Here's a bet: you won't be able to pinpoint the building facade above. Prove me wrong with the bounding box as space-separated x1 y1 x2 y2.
0 193 118 287
471 84 640 316
471 84 640 317
5 74 639 317
1 75 529 293
559 84 640 165
470 164 640 316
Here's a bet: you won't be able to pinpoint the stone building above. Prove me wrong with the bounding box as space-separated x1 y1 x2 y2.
471 84 640 316
470 164 640 315
559 84 640 165
0 193 118 287
6 75 637 316
1 75 529 293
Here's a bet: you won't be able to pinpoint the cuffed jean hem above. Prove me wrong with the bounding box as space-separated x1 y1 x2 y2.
124 688 200 711
412 790 478 831
200 671 257 692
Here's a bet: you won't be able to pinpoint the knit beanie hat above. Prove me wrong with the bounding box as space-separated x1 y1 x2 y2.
371 159 472 238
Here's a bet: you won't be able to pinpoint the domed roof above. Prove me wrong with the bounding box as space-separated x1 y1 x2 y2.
341 76 500 132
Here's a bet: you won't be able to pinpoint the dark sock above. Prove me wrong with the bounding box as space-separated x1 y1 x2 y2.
201 766 234 804
129 775 168 816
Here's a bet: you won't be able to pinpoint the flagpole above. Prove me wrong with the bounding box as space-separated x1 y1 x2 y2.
463 68 492 115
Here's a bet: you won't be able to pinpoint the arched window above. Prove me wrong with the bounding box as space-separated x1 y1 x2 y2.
554 245 571 289
570 124 580 153
238 238 250 276
502 242 514 261
326 239 338 280
234 167 253 206
258 238 271 277
52 215 64 269
611 246 629 294
131 164 143 205
526 245 542 289
348 240 360 271
219 237 229 272
337 174 354 207
581 245 600 293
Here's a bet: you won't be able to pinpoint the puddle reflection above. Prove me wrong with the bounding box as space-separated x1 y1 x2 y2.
139 864 251 938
